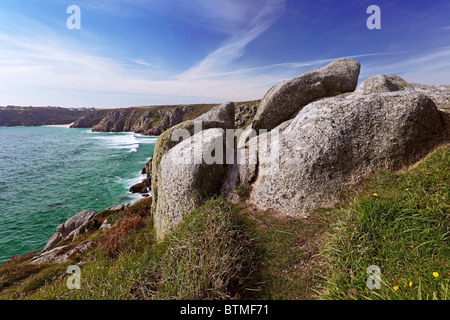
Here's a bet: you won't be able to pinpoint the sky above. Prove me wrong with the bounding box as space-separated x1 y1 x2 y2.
0 0 449 108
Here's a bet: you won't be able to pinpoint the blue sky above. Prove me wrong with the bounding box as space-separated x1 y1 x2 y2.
0 0 449 108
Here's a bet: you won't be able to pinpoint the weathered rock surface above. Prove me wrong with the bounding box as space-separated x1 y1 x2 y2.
57 210 97 239
354 74 414 95
42 209 97 252
247 88 445 217
154 128 227 239
129 182 148 194
252 58 361 131
32 242 93 265
70 109 111 128
90 106 187 136
235 102 259 129
411 83 450 110
151 102 235 215
142 158 153 178
196 101 235 128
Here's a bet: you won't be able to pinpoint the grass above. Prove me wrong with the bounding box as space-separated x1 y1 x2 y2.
319 145 449 300
238 205 333 299
235 184 253 199
0 146 448 300
0 199 260 300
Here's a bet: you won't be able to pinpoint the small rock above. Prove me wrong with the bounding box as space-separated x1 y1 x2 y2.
99 220 112 231
106 204 125 211
129 182 148 194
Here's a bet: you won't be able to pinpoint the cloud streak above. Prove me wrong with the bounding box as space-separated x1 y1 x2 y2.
180 0 285 79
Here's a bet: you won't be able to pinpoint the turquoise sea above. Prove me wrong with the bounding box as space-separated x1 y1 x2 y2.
0 126 156 264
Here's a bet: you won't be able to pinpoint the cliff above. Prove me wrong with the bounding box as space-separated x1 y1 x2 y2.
70 102 259 135
69 109 112 128
0 107 92 127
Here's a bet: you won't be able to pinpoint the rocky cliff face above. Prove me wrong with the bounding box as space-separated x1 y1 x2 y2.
70 104 217 136
69 109 112 128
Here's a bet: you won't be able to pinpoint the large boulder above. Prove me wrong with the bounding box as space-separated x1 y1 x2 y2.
154 128 227 239
57 210 97 238
151 102 235 215
354 74 414 95
196 101 235 128
411 83 450 110
252 58 361 131
247 89 446 217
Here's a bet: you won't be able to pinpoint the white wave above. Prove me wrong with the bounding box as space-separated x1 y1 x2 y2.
134 135 159 144
90 133 141 152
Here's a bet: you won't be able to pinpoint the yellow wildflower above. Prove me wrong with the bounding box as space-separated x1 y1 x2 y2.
433 272 439 278
393 286 399 291
373 193 378 197
409 282 413 287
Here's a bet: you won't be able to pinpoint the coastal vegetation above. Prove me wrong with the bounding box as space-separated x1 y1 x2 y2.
0 145 448 300
1 59 448 301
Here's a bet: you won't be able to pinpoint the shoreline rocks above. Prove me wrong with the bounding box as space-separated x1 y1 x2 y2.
130 157 153 195
41 209 97 253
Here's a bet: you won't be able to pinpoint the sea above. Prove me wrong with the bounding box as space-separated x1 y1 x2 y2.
0 126 157 264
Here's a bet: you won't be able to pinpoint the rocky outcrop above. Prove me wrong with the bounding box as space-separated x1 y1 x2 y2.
130 158 153 194
354 74 414 95
154 128 227 239
244 77 445 217
90 107 188 136
32 242 93 265
42 209 97 252
411 84 450 110
129 182 148 194
151 102 235 216
252 58 361 131
140 60 447 240
70 109 111 128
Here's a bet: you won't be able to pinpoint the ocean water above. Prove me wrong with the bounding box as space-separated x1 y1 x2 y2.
0 126 156 264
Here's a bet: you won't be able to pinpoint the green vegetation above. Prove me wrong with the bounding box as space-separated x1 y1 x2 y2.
0 199 259 300
319 145 449 300
0 107 92 126
235 184 253 199
0 146 448 300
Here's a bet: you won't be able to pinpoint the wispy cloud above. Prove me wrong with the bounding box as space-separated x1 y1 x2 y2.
359 47 450 84
180 0 285 78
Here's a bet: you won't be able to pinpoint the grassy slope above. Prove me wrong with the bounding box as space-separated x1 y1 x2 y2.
319 145 449 300
0 146 448 300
